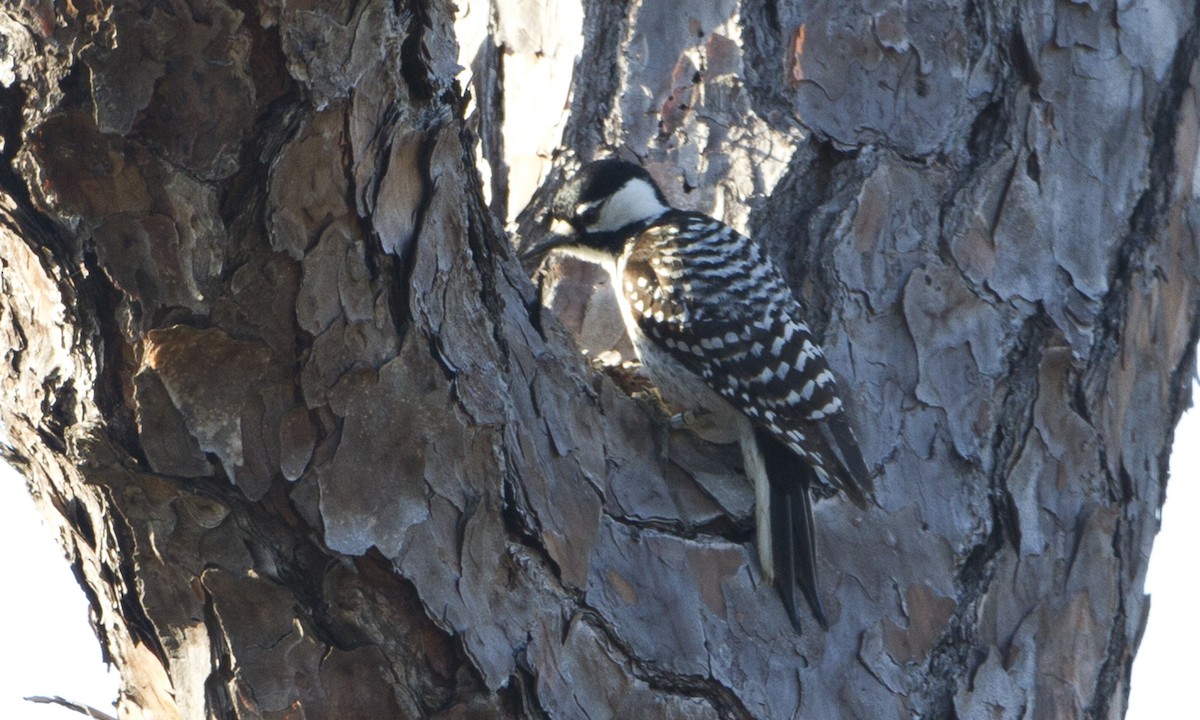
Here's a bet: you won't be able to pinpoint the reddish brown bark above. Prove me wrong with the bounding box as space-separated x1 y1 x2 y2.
1 1 1197 718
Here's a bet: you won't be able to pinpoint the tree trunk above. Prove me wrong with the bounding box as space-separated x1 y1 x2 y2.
1 1 1196 718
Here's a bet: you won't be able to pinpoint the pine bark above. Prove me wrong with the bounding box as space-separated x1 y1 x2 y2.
1 1 1197 718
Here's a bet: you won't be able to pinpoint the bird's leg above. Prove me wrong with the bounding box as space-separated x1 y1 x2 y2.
636 390 716 470
659 420 672 470
667 407 710 430
592 356 683 471
658 408 706 469
652 395 687 470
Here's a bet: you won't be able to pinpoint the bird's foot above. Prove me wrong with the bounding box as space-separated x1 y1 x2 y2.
667 408 710 430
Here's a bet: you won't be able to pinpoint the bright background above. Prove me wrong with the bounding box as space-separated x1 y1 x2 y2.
1 378 1197 719
1126 375 1200 719
0 467 119 719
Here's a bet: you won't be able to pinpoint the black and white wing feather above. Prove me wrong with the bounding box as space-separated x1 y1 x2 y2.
620 212 872 505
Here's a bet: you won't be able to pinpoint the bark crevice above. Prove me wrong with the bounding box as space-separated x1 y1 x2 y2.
2 1 1197 717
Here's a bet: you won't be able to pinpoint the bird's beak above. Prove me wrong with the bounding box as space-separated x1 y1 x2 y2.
520 217 579 262
549 217 576 238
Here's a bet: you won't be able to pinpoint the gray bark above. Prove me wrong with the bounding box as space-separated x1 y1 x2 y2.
0 1 1196 719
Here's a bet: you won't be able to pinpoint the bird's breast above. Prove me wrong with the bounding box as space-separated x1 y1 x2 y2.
625 311 744 445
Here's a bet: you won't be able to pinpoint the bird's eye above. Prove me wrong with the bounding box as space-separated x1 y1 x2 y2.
576 201 602 227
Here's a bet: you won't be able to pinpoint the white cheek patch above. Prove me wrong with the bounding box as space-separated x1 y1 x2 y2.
589 178 669 233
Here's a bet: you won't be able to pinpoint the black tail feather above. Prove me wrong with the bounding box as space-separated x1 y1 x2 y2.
793 471 828 629
759 429 829 630
820 414 873 508
769 482 801 631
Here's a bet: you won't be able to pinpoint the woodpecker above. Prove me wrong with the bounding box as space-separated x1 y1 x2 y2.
524 159 872 630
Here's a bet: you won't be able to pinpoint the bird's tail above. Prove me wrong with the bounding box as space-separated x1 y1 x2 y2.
818 414 874 509
757 428 829 630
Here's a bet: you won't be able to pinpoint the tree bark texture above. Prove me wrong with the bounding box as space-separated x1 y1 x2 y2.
0 1 1197 718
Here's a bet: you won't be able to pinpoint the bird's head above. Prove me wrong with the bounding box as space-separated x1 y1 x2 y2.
524 159 670 263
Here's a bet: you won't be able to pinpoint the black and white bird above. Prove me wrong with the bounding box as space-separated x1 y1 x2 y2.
524 159 872 629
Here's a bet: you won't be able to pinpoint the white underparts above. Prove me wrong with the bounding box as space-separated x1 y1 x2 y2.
739 416 774 585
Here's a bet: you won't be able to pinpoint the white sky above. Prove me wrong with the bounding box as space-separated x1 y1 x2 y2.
0 468 118 720
1126 375 1200 719
0 379 1196 718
